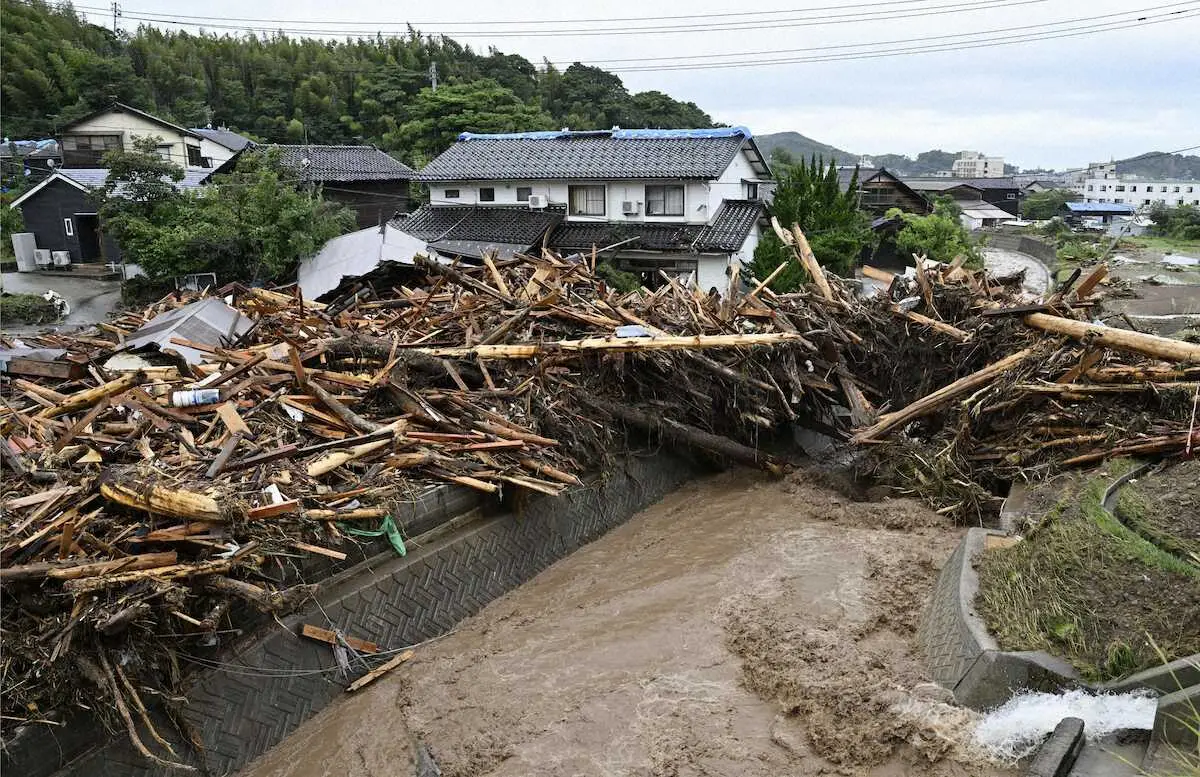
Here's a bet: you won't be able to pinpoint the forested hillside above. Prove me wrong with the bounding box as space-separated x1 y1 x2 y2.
1 0 712 165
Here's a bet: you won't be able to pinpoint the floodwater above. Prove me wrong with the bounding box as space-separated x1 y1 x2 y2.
241 471 1015 777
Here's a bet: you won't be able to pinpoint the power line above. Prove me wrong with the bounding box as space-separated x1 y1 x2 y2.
51 0 1041 28
546 1 1197 66
601 8 1200 72
59 0 1053 38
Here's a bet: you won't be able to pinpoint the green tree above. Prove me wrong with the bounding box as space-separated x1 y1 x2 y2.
389 80 554 160
98 144 353 281
888 196 982 267
1147 203 1200 241
1022 188 1080 220
747 158 873 290
97 136 187 269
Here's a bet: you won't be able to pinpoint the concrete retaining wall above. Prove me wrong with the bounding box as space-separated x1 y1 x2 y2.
918 528 1081 711
920 528 1200 747
9 451 697 777
985 233 1058 265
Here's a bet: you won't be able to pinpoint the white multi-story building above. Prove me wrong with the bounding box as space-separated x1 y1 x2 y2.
1076 174 1199 208
952 151 1005 178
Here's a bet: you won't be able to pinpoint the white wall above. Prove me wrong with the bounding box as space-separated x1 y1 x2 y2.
65 111 204 170
1077 177 1199 208
198 139 237 168
430 179 713 223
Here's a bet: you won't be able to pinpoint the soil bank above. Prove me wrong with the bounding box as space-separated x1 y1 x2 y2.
241 470 1014 777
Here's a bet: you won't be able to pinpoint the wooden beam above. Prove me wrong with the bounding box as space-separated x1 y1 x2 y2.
346 650 414 692
1023 313 1200 364
300 623 378 654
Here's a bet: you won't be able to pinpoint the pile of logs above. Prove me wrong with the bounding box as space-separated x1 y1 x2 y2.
1 221 1197 763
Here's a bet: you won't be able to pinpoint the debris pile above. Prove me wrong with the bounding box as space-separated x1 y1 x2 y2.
2 224 1197 763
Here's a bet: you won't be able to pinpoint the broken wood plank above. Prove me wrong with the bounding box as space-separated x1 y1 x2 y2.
300 623 379 654
246 500 301 519
346 650 415 692
291 541 347 561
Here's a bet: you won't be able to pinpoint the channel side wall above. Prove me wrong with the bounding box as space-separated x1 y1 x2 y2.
16 451 696 777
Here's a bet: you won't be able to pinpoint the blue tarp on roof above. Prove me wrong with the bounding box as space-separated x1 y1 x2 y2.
457 127 751 142
1065 202 1136 214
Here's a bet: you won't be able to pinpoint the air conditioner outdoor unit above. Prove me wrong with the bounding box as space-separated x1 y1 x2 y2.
34 249 52 269
527 194 548 209
622 200 640 215
52 251 72 267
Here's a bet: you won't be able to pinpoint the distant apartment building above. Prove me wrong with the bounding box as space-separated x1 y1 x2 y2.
1074 162 1199 209
952 150 1005 178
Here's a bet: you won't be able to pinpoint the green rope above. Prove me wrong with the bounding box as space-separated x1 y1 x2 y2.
339 514 406 556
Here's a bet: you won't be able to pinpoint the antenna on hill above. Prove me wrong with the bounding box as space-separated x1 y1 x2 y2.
110 1 121 32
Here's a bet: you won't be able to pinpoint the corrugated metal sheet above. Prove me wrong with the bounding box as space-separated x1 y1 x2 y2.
123 298 252 364
296 224 428 299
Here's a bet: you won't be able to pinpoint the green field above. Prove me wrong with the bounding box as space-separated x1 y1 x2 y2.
1123 235 1200 255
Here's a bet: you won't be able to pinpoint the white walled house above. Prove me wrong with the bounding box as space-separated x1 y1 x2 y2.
409 127 772 291
191 126 254 168
58 103 210 170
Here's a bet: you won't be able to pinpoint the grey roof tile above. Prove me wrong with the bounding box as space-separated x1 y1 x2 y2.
269 145 417 182
549 199 762 254
419 128 755 182
695 199 764 252
397 204 563 247
192 127 254 152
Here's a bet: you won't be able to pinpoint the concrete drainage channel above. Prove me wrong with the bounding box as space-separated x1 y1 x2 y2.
5 450 697 777
918 469 1199 776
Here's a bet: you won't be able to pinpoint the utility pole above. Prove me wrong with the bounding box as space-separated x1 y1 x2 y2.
429 61 438 92
110 1 121 32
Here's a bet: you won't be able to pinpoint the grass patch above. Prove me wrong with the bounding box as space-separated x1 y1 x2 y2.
0 292 60 325
976 461 1200 682
1124 235 1200 256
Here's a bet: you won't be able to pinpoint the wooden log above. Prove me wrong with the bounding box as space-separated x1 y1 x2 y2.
47 552 178 580
346 650 415 692
414 254 518 305
1084 365 1200 382
587 398 783 475
894 307 971 342
97 602 151 635
419 332 812 360
64 560 233 593
862 265 896 283
100 478 223 522
303 507 389 521
303 378 381 434
207 576 315 612
792 226 834 302
307 436 396 478
853 347 1037 442
39 372 144 418
517 457 582 485
1023 313 1200 363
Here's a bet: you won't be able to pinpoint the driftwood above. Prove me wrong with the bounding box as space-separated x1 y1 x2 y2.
1023 313 1200 363
100 479 223 522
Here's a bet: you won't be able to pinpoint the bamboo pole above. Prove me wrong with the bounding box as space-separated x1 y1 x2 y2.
1023 313 1200 363
418 332 811 360
853 347 1037 442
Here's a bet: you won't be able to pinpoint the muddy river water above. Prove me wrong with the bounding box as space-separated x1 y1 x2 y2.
241 470 1015 777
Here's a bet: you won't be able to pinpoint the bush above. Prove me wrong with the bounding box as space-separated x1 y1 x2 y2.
0 292 60 324
888 196 982 267
595 262 642 293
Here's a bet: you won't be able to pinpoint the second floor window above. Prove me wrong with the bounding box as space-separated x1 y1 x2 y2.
569 184 605 216
479 187 496 202
444 189 460 199
645 184 684 216
187 145 204 167
516 186 532 202
61 134 121 166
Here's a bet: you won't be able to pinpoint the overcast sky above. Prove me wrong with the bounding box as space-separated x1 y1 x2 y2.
94 0 1200 170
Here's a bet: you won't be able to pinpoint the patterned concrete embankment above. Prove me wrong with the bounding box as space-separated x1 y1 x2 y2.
7 451 697 777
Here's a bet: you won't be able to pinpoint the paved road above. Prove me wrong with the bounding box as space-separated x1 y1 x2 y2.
1 272 122 335
983 247 1052 295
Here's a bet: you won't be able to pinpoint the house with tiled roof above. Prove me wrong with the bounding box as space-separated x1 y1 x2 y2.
408 127 772 290
266 145 418 229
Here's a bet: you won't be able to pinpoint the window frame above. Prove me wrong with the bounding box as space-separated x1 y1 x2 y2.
479 186 496 202
645 184 685 217
186 144 203 167
568 184 606 217
63 217 74 237
516 186 533 202
443 188 460 199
